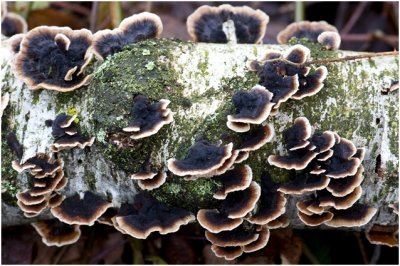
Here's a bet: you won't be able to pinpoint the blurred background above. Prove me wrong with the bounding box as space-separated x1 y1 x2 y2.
1 1 399 264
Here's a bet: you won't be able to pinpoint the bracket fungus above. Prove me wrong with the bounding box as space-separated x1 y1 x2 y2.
167 140 233 177
51 191 112 226
277 20 341 50
365 224 399 248
186 4 269 44
227 85 274 132
269 117 376 228
247 45 328 114
212 165 253 200
32 220 81 247
51 113 95 152
1 12 27 37
92 12 163 60
122 95 173 139
12 26 93 92
112 192 195 239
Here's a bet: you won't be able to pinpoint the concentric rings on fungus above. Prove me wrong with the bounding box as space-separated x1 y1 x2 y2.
277 173 330 195
1 12 27 37
123 96 173 139
324 203 377 228
12 26 93 92
113 192 195 239
205 227 259 247
326 165 364 197
197 209 243 233
137 172 167 191
284 117 312 151
186 4 269 44
92 12 163 60
51 191 112 226
167 140 233 177
237 124 274 152
212 165 253 200
32 220 81 247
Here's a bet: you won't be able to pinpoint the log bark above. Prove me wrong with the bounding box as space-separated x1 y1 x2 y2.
1 38 398 229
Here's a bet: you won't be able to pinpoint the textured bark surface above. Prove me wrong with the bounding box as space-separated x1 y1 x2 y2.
1 38 398 229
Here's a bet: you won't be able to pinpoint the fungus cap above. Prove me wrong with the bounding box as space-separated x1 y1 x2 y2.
51 191 112 226
317 31 341 50
213 165 252 200
326 165 364 197
277 20 338 44
12 26 93 92
318 186 363 210
137 172 167 190
237 124 274 152
277 174 330 195
325 204 377 228
32 220 81 247
205 227 259 247
243 228 270 253
210 245 243 261
197 209 243 233
1 12 27 37
297 210 334 226
284 117 312 151
365 224 399 247
268 148 318 171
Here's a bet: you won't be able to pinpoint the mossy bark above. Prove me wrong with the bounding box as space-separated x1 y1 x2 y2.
1 39 398 228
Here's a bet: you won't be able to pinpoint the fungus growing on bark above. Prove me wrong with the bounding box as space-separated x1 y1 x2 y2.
1 12 27 37
365 224 399 247
51 191 112 226
243 228 270 253
210 245 243 261
92 12 163 60
197 209 243 233
12 153 63 178
248 172 287 225
317 31 341 50
123 96 173 139
284 117 312 151
205 227 259 247
277 21 339 47
8 33 24 54
237 124 274 152
212 165 252 200
266 216 290 229
277 173 330 195
227 85 274 132
32 220 81 247
113 192 195 239
50 113 95 152
297 209 334 226
324 203 377 227
326 165 364 197
186 4 269 44
48 192 66 208
29 168 65 196
235 151 250 163
167 140 233 177
389 203 399 215
16 190 47 206
318 187 363 210
268 148 318 171
12 26 93 92
220 181 261 219
137 172 167 190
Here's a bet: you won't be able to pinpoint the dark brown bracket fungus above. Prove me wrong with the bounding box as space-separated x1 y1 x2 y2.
186 4 269 44
210 245 243 261
167 140 233 177
237 124 274 152
365 224 399 247
113 192 195 239
278 173 330 195
12 26 93 92
297 209 334 226
1 12 27 37
268 148 318 171
220 181 261 219
277 20 340 50
205 227 259 247
51 113 95 152
324 204 378 228
227 85 274 132
122 96 173 139
284 117 312 151
248 172 287 225
197 209 243 233
32 220 81 247
212 165 252 200
326 165 364 197
242 228 270 253
8 33 25 54
48 192 66 208
51 191 112 226
92 12 163 60
318 187 363 210
137 172 167 191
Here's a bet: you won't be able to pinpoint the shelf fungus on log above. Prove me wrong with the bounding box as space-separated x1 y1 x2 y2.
212 165 253 200
186 4 269 44
197 209 243 233
167 140 233 177
11 26 93 92
247 45 328 114
51 191 112 226
31 219 81 247
227 85 274 132
1 12 27 37
50 113 95 152
112 192 195 239
92 12 163 60
269 117 377 228
122 95 173 139
277 20 341 50
365 224 399 247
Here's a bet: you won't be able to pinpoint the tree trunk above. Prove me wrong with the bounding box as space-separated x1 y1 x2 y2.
1 39 398 228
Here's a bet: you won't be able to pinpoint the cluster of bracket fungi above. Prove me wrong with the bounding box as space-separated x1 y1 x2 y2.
3 2 396 260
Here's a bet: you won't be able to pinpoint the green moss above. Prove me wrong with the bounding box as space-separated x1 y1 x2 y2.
287 37 339 60
85 173 97 191
151 176 221 213
1 132 20 206
32 90 41 105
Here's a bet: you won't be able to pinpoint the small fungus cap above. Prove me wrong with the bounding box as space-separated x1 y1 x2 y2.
365 224 399 247
137 172 167 191
1 12 27 37
297 210 334 226
277 20 338 44
197 209 243 233
92 12 163 60
317 31 341 50
277 173 330 195
284 117 312 151
32 220 81 247
237 124 274 152
186 4 269 44
167 140 233 177
227 85 274 125
51 191 112 225
12 26 93 92
213 164 252 200
243 228 270 253
205 227 259 247
325 203 377 228
210 245 243 261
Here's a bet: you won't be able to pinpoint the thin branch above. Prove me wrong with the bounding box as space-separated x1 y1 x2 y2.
259 51 399 67
369 245 382 264
90 2 99 32
295 2 305 22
